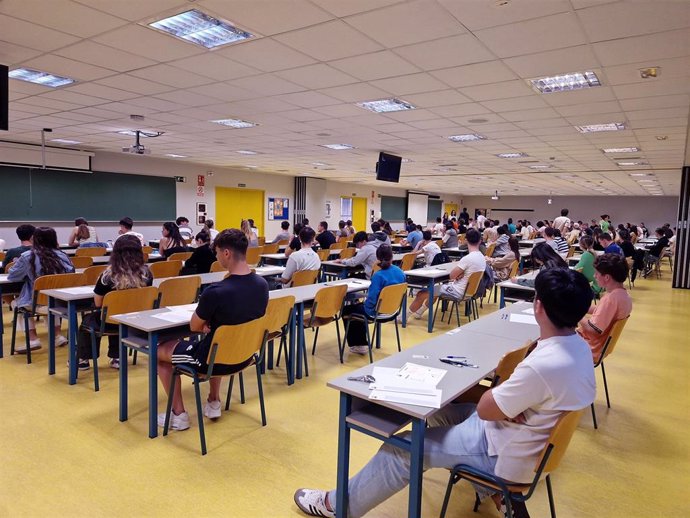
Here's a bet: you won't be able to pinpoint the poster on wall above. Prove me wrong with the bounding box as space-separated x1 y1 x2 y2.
268 197 289 220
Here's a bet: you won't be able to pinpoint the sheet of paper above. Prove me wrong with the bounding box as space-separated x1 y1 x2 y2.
510 313 538 325
397 362 447 385
369 388 442 409
521 307 535 315
369 366 437 395
58 286 95 295
151 312 192 324
165 304 197 312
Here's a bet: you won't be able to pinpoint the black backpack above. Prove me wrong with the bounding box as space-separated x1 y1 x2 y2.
431 251 450 266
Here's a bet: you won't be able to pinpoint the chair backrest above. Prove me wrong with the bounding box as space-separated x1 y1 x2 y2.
435 239 444 247
538 410 584 474
601 317 629 361
566 246 576 258
262 243 279 254
458 234 467 245
277 239 289 246
258 236 266 246
167 251 193 262
70 256 93 268
210 261 225 273
317 249 330 261
75 247 107 257
484 243 496 257
292 269 319 287
142 246 153 254
265 295 295 335
246 246 264 266
338 236 349 243
329 241 346 250
149 260 183 279
312 284 348 318
102 286 159 325
508 260 519 279
83 265 108 285
209 316 269 367
157 276 201 307
630 233 638 244
5 259 17 272
464 270 485 298
142 253 149 263
33 273 87 307
339 248 356 259
371 263 382 276
529 231 537 239
400 253 417 271
0 251 5 262
492 341 532 386
375 283 408 316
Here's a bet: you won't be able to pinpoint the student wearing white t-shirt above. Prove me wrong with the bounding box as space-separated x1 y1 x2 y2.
293 268 596 518
115 217 145 246
413 230 441 266
553 208 571 234
408 228 486 319
280 227 320 287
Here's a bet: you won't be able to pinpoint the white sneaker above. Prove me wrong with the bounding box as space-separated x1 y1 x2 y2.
294 488 335 518
157 411 190 431
55 335 68 347
203 399 222 420
413 304 428 320
16 339 42 354
349 345 369 355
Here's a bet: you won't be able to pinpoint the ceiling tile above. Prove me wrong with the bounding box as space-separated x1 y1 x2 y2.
593 29 690 66
430 60 518 88
21 55 116 81
274 91 341 108
95 74 174 96
230 74 305 96
438 0 572 31
0 41 43 65
129 64 214 88
394 34 496 70
275 64 359 90
502 45 600 78
217 38 317 72
330 51 420 81
0 13 80 51
166 54 261 82
370 73 448 96
318 83 392 103
501 107 562 122
64 83 138 101
55 41 158 73
480 95 548 112
93 24 205 61
72 0 189 22
401 89 472 108
619 94 690 112
461 80 535 101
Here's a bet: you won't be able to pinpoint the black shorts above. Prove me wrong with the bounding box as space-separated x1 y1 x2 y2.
171 337 253 376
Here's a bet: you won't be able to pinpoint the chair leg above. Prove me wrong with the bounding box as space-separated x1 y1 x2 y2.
225 375 234 411
601 361 611 408
90 330 100 392
394 318 401 352
546 474 556 518
503 491 514 518
10 306 19 356
239 371 245 404
364 321 373 364
163 372 177 436
132 350 138 365
375 322 382 349
454 301 461 327
23 313 32 364
255 362 267 426
439 472 458 518
334 318 342 352
432 297 442 330
590 402 598 429
341 319 350 363
193 378 207 455
473 492 481 512
311 327 319 355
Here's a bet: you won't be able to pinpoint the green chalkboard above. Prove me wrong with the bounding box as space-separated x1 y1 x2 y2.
427 199 443 221
0 166 176 221
380 195 406 220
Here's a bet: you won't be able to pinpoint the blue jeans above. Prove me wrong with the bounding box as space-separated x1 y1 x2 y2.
328 403 497 518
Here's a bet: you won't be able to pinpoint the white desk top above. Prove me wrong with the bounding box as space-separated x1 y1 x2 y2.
403 261 458 280
496 269 538 291
261 253 288 260
518 238 545 246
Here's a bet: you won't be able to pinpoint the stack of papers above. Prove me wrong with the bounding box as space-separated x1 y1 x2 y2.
368 362 446 408
152 305 196 324
509 313 538 325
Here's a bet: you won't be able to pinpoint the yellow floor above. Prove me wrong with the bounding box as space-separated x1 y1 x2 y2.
0 264 688 518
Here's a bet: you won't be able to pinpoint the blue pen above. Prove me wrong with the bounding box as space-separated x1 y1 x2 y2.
443 355 467 359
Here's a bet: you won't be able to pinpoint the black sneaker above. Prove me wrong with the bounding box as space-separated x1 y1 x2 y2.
78 359 90 371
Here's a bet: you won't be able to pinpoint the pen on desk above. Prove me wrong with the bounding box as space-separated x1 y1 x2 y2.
443 355 467 359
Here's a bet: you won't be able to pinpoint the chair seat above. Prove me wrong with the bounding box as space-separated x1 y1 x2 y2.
305 315 335 327
457 471 531 494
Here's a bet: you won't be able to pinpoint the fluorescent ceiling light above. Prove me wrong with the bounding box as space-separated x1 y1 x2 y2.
321 144 354 150
574 123 625 133
148 9 253 49
629 173 652 177
165 153 187 158
602 147 640 153
50 138 81 145
617 161 648 166
401 158 413 163
530 71 601 94
211 118 257 128
245 165 258 169
9 68 74 88
448 134 486 142
528 165 552 169
118 130 138 136
497 152 528 158
357 98 415 113
236 150 258 155
311 162 327 166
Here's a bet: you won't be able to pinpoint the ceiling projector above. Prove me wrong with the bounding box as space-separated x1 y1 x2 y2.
122 144 150 155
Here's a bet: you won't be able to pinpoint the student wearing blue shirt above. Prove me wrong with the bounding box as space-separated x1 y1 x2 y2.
598 233 623 256
342 245 406 355
404 224 423 249
507 218 517 235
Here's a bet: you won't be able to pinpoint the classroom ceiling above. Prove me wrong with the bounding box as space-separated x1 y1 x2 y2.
1 0 689 197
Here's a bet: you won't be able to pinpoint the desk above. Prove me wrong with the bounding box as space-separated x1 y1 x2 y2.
404 262 459 333
328 302 537 518
518 238 544 248
443 247 468 259
496 270 538 308
62 247 114 256
261 253 288 265
90 253 165 264
0 274 26 357
112 277 370 439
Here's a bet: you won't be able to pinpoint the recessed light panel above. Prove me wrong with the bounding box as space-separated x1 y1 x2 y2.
117 130 138 136
211 118 257 128
149 9 253 49
165 153 187 158
617 161 648 166
448 134 486 142
321 144 354 150
236 150 259 155
530 71 601 94
9 68 74 88
575 123 625 133
602 147 640 153
497 152 528 158
356 98 415 113
50 138 81 145
529 165 552 169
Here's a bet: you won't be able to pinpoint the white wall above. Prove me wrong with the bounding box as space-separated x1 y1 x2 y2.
460 195 680 230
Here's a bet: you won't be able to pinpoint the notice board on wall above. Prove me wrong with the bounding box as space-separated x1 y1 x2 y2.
268 197 289 220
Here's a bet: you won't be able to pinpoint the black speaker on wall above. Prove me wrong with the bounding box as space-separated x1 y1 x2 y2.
0 64 8 131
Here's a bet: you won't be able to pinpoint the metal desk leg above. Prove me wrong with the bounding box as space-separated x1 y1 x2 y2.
148 331 159 439
48 296 56 375
335 392 352 518
296 301 305 380
402 298 407 328
426 279 435 333
499 287 506 309
119 324 128 423
287 306 296 385
0 286 4 358
408 418 426 518
68 300 78 385
339 268 348 280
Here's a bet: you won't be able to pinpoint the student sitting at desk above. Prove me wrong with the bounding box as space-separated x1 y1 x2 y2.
336 231 382 280
294 268 596 518
486 236 519 281
316 221 336 250
182 231 215 275
574 236 601 294
285 223 304 258
441 222 458 248
272 220 292 244
157 229 269 431
176 216 194 241
1 224 34 273
280 227 320 287
408 228 485 319
68 218 99 247
336 220 349 239
514 243 567 288
345 220 356 236
76 235 153 370
7 227 74 352
159 221 188 258
402 225 423 249
74 223 103 248
341 245 405 356
490 225 511 257
115 217 145 246
578 253 632 363
414 230 441 266
204 219 219 241
370 221 391 245
242 219 259 248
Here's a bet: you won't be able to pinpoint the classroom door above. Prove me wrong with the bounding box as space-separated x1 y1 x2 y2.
352 197 367 233
215 187 264 236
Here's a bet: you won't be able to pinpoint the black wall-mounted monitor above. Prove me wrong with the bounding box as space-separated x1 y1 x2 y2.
375 152 402 183
0 64 8 131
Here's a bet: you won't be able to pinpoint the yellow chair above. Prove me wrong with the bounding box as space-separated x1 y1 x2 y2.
83 265 108 285
246 246 264 267
566 246 576 258
11 272 87 364
440 410 584 518
528 231 537 239
149 260 183 279
75 247 107 257
343 283 408 363
306 284 348 364
0 251 5 262
142 246 153 255
258 295 295 382
371 263 382 276
339 248 356 260
167 251 193 262
210 261 226 273
491 261 519 304
86 286 159 391
258 236 266 246
156 276 201 307
291 269 319 287
163 316 270 455
317 249 330 261
433 270 483 329
277 239 290 246
435 239 444 248
329 241 346 251
400 252 417 271
262 243 279 254
484 243 496 257
591 317 629 429
70 256 93 269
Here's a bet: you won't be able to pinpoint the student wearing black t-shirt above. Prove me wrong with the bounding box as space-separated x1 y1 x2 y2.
315 221 336 250
182 231 216 274
157 229 269 431
0 224 34 273
285 222 304 258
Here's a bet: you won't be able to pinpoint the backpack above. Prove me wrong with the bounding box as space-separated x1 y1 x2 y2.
476 263 495 299
431 251 450 266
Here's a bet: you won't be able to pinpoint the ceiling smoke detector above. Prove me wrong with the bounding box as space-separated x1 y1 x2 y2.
639 67 660 79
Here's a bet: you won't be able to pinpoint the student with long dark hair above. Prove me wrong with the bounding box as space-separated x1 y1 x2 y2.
8 227 74 352
182 231 216 275
515 243 568 288
76 235 153 370
159 221 187 258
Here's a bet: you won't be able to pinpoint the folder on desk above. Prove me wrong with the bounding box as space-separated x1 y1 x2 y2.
368 365 443 408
